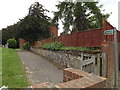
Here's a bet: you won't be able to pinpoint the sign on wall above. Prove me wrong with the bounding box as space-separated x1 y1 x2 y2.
104 29 114 35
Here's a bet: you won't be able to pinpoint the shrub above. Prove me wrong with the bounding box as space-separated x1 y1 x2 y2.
60 47 91 51
23 42 30 50
43 42 63 50
7 38 17 48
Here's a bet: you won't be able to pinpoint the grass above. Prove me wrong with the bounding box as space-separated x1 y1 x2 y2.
118 71 120 81
1 47 29 88
0 47 2 87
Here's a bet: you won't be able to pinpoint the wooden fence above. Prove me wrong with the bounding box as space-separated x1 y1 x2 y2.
35 30 120 48
33 21 120 47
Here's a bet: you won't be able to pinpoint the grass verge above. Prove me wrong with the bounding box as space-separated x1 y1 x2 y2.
2 48 29 88
0 47 2 87
118 71 120 81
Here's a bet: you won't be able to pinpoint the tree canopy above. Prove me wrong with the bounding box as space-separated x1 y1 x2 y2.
18 2 51 43
2 2 52 45
53 0 110 34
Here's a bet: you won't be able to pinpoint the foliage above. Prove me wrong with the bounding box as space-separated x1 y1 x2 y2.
53 1 110 34
43 42 63 50
1 24 19 46
18 2 51 43
43 42 101 51
1 2 51 45
7 38 17 48
43 42 94 51
2 48 29 88
60 47 91 51
23 42 30 50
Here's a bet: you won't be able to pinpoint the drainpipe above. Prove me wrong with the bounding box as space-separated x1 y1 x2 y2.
114 28 119 87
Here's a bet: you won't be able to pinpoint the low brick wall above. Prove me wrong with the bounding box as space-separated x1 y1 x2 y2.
28 68 107 88
55 68 107 88
63 68 90 82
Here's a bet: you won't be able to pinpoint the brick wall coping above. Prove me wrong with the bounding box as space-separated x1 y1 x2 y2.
28 68 107 88
56 68 107 88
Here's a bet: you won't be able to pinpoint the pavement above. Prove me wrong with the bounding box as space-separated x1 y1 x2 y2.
17 50 63 85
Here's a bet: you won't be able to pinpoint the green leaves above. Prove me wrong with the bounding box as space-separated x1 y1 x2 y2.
53 1 110 34
23 42 30 50
1 2 51 45
43 42 92 51
7 38 17 49
43 42 64 50
18 2 51 43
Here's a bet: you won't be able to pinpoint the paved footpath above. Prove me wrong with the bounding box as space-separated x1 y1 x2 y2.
17 50 63 85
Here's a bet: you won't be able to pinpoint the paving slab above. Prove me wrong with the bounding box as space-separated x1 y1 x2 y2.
17 50 63 85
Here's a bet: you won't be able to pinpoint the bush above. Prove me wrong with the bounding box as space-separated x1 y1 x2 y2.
23 42 30 50
43 42 63 50
7 38 17 48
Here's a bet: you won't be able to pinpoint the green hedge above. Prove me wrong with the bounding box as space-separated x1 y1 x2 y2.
7 38 17 48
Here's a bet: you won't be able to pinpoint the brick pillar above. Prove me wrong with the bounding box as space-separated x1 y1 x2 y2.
117 43 120 71
101 41 117 87
19 38 26 48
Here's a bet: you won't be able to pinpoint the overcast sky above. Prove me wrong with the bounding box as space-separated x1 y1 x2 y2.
0 0 119 35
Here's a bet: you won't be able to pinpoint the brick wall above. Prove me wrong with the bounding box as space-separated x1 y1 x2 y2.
19 38 26 48
118 43 120 70
49 26 58 37
63 68 90 82
34 20 120 48
101 42 120 87
29 68 107 88
55 68 107 88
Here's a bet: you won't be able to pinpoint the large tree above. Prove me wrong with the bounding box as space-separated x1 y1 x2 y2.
53 0 110 34
1 2 52 45
18 2 51 43
1 24 19 45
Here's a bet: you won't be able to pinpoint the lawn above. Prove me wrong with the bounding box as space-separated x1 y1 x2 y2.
2 47 29 88
0 47 2 87
118 71 120 81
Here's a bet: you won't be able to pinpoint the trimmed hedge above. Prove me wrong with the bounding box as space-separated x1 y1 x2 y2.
7 38 17 48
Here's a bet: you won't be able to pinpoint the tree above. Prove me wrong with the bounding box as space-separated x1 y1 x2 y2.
1 24 19 45
53 0 110 34
18 2 51 44
1 2 52 46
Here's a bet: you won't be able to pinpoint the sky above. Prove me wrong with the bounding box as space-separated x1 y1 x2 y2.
0 0 119 35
